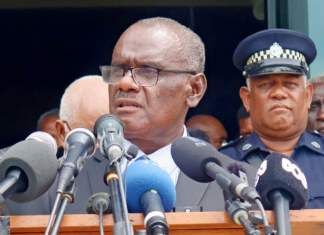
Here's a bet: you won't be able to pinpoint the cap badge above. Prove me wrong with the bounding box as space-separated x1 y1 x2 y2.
270 42 283 57
311 141 321 149
243 143 252 151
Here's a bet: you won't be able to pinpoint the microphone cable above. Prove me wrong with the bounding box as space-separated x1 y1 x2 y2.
99 203 104 235
255 198 275 235
119 144 138 235
124 161 129 197
123 144 139 197
86 193 111 235
255 199 268 226
116 161 131 235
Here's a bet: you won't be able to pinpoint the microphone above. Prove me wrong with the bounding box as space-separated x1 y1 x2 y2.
255 152 308 209
0 132 58 203
94 114 125 163
86 193 112 235
124 144 139 161
0 147 11 160
0 131 58 160
56 127 96 193
255 152 308 235
86 193 112 215
45 128 96 235
124 159 176 235
170 137 260 203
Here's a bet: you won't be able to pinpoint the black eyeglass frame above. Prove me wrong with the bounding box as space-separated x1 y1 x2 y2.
99 65 197 87
62 120 72 132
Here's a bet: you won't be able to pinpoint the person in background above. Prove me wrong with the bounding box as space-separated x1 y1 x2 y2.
307 75 324 135
37 108 60 145
186 115 227 148
219 29 324 209
187 127 211 143
237 104 253 138
2 75 110 215
55 75 109 146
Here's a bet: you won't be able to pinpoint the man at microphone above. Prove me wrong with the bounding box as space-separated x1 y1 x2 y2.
101 17 257 211
219 29 324 209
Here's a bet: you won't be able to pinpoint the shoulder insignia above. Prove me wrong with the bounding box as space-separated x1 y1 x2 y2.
242 143 252 151
310 130 324 137
311 141 321 149
218 136 244 151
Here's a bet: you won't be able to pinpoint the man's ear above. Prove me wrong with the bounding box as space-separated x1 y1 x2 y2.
239 86 251 112
306 83 314 109
55 120 67 150
186 73 207 108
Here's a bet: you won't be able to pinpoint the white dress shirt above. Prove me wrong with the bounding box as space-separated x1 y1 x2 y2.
120 125 188 186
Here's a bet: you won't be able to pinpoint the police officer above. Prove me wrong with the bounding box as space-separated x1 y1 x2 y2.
219 29 324 209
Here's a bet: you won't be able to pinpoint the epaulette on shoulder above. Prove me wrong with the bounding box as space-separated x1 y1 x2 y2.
312 130 324 138
218 135 245 151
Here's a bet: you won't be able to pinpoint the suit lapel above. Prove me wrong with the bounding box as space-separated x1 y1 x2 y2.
86 150 111 195
175 171 209 207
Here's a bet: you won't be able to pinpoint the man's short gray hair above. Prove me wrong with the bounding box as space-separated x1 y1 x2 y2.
59 75 107 127
134 17 205 74
308 74 324 85
246 75 307 91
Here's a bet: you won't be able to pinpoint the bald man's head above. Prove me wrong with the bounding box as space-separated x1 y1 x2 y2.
56 75 109 149
186 115 227 148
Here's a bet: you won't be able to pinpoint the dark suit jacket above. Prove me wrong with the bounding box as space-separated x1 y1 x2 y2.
2 149 258 215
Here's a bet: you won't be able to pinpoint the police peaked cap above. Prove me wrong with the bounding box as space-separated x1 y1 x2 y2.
233 29 317 78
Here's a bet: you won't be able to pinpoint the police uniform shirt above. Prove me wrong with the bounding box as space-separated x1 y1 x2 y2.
219 131 324 209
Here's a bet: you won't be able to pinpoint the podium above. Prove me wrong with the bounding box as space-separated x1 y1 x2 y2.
8 209 324 235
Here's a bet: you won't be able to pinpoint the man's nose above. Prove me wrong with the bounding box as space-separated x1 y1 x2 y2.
270 84 288 100
118 70 141 92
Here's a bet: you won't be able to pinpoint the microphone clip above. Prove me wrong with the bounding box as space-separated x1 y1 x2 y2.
99 132 124 164
225 198 262 235
62 181 77 204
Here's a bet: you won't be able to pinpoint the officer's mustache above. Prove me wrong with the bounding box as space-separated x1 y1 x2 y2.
269 101 291 110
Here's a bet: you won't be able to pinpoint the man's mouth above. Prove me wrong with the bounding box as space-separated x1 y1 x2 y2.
270 104 290 111
119 103 139 108
115 99 142 109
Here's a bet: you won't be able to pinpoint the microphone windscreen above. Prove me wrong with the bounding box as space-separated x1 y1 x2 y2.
124 159 176 213
0 139 58 203
255 152 308 209
26 131 58 154
171 137 224 183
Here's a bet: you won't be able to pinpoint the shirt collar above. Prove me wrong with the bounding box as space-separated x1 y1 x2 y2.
124 124 188 157
123 125 188 185
238 132 269 161
238 130 324 161
294 131 324 155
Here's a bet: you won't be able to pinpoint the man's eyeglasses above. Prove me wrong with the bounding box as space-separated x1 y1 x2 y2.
99 65 196 87
62 120 72 132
